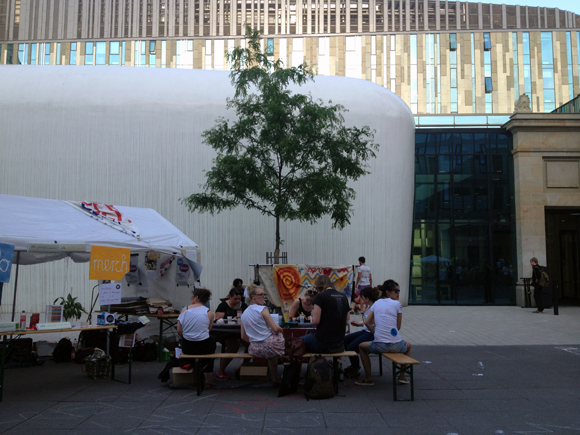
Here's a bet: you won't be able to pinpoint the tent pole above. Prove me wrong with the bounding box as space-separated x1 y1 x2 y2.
10 252 21 322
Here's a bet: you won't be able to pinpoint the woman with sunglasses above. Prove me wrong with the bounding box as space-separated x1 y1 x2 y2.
240 286 285 387
355 280 412 386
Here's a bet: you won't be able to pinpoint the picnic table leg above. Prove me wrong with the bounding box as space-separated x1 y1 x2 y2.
379 354 383 376
196 358 204 396
332 356 339 394
392 362 398 401
410 365 414 401
157 318 164 361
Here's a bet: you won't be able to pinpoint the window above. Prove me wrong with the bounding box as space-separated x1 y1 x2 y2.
85 42 94 65
95 42 106 65
56 43 61 65
541 32 555 111
483 33 491 51
149 40 156 53
485 77 493 93
70 42 77 65
18 43 27 64
109 41 120 66
30 44 37 64
43 43 50 65
512 33 519 102
267 38 274 55
449 33 457 51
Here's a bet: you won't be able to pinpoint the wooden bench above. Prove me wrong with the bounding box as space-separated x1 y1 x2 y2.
180 351 357 396
180 352 255 396
379 353 420 401
303 351 357 394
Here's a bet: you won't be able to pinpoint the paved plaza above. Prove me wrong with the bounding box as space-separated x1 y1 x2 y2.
1 306 579 435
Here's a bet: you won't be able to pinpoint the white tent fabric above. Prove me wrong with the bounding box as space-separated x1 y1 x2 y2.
0 194 198 265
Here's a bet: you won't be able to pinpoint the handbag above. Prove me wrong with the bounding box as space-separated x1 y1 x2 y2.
285 336 306 358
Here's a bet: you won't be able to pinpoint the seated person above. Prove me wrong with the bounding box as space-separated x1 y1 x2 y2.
288 289 316 320
240 285 285 387
302 275 350 353
215 287 248 380
356 280 411 386
158 288 215 386
343 286 380 378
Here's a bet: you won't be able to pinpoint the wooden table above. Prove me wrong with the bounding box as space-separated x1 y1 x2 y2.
0 325 117 402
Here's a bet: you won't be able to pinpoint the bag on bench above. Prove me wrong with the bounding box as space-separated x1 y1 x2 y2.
304 356 334 400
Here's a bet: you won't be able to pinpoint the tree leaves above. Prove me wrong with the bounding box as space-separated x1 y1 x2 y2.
181 25 378 250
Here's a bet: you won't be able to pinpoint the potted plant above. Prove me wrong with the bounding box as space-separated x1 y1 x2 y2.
54 294 87 321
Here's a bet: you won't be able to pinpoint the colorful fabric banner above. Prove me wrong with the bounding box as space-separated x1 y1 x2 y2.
259 264 354 308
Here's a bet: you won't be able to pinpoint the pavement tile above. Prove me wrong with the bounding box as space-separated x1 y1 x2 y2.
264 412 325 428
201 411 265 428
324 412 387 428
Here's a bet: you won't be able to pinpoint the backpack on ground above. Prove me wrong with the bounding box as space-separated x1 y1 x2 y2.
538 267 550 287
304 356 335 400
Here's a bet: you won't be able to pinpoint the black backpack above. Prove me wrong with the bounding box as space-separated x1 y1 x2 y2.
304 356 335 400
52 338 72 363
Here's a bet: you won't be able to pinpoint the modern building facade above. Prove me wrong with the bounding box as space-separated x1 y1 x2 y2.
1 0 580 307
1 0 580 114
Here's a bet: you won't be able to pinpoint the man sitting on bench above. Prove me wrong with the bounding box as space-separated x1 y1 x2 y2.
302 275 350 353
356 280 412 386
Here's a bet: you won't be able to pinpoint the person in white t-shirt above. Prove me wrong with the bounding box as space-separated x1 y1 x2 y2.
355 280 412 386
352 257 372 312
240 285 285 387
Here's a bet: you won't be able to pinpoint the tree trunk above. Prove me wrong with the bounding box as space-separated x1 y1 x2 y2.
275 215 280 264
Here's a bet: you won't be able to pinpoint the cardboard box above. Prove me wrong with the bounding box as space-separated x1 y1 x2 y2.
171 367 199 385
239 365 270 382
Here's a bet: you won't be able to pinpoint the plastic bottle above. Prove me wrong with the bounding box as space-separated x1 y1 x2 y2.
19 311 26 329
283 303 290 323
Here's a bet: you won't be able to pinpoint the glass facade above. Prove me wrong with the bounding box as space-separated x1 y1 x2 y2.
410 129 516 305
541 32 555 112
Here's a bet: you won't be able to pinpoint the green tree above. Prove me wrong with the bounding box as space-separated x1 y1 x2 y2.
182 27 377 254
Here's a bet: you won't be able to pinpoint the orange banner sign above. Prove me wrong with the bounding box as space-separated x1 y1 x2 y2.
89 246 131 280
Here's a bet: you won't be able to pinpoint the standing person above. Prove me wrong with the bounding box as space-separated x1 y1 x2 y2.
302 275 350 353
343 286 380 378
356 280 411 386
158 288 215 387
530 257 545 314
215 287 248 379
240 286 285 387
353 257 372 313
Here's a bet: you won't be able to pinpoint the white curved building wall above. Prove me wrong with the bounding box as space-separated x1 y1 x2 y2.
0 65 415 316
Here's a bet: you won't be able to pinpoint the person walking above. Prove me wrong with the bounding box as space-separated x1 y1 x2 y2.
530 257 545 314
352 257 372 313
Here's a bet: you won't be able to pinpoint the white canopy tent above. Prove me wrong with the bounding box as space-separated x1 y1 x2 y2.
0 194 199 320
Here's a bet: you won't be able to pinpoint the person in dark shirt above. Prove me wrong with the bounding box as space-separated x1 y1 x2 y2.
302 275 350 353
215 288 248 379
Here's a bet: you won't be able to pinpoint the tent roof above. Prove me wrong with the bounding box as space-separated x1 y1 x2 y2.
0 194 198 265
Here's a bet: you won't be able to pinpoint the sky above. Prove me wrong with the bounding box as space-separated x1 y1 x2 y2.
489 0 580 15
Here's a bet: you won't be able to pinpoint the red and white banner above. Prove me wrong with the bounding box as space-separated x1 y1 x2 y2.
66 201 141 239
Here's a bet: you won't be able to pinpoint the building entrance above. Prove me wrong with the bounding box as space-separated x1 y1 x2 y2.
545 209 580 306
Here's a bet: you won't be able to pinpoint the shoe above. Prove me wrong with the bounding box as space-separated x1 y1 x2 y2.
344 367 360 379
216 372 230 380
355 379 374 386
398 378 410 385
532 310 543 314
